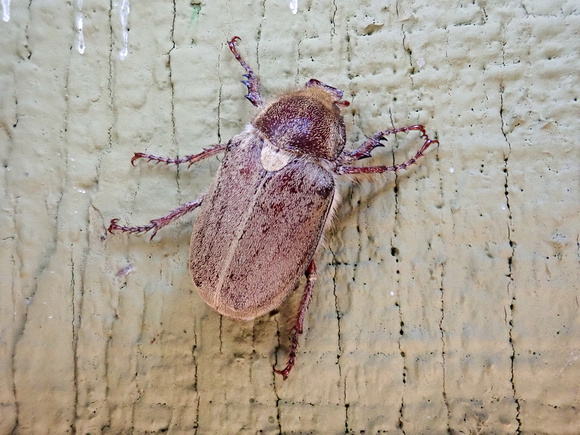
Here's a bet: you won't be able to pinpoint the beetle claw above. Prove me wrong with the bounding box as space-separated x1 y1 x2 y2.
108 219 119 233
273 363 292 380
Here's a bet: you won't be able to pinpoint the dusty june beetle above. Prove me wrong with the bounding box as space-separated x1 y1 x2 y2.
109 36 438 379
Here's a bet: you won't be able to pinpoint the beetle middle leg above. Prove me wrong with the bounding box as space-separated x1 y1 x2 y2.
335 124 439 175
274 260 317 380
131 143 226 168
107 143 225 239
228 36 264 107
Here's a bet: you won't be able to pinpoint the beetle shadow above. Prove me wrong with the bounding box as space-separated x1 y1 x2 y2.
330 176 399 237
263 277 307 362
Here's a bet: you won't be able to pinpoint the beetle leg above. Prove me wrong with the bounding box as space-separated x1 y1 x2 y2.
274 260 317 380
108 198 203 240
131 144 226 168
228 36 264 107
335 125 438 175
338 125 431 164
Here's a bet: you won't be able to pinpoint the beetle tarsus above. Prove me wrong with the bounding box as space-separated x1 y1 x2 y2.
273 330 300 380
131 144 226 168
228 36 264 107
108 218 160 238
336 124 439 174
107 199 204 240
274 260 317 380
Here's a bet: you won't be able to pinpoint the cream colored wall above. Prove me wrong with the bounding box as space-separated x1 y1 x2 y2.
1 0 578 433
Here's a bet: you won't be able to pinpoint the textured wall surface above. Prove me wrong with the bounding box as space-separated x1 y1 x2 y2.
1 0 579 433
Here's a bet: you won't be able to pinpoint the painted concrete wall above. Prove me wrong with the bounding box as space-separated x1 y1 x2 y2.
1 0 578 432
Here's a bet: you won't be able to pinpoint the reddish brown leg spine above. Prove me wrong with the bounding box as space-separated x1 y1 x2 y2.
108 198 203 240
274 260 317 380
228 36 264 107
336 124 438 175
131 144 226 168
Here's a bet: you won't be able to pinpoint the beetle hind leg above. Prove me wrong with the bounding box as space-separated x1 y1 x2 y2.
274 260 317 380
336 124 438 175
228 36 264 107
108 198 203 240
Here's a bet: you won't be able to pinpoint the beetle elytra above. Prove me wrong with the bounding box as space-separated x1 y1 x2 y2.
108 36 438 379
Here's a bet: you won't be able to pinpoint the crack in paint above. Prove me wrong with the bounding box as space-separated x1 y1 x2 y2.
272 317 283 434
131 286 147 428
331 0 337 36
218 315 223 354
395 2 414 87
191 328 200 433
328 247 347 429
439 261 451 431
500 84 521 433
6 245 17 434
343 381 349 433
386 108 408 432
430 112 450 430
256 0 265 72
398 395 406 433
168 0 182 201
23 0 32 59
107 0 114 153
331 252 343 374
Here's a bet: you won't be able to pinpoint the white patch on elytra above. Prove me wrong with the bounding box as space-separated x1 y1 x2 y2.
260 140 294 172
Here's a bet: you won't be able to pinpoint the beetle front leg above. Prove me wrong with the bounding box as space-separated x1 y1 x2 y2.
108 198 203 240
132 144 226 168
228 36 264 107
274 260 317 380
336 125 438 174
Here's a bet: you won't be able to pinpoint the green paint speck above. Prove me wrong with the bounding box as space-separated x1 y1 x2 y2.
191 4 201 23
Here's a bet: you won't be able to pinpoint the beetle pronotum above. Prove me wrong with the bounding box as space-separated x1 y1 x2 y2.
109 37 438 379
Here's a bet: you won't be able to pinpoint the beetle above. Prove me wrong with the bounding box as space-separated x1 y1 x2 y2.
108 36 438 379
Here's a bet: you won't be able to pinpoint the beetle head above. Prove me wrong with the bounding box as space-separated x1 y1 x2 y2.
252 79 350 161
305 79 351 108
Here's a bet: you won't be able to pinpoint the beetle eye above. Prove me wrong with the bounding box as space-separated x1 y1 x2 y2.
305 78 323 88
